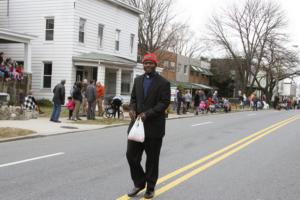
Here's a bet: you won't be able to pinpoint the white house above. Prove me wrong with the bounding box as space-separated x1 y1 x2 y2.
278 78 297 98
0 0 142 102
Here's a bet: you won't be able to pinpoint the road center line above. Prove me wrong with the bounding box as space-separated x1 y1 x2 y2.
151 115 300 199
116 115 299 200
191 121 213 127
0 152 65 168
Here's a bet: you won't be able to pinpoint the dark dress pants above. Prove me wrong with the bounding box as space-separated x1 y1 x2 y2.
126 138 163 191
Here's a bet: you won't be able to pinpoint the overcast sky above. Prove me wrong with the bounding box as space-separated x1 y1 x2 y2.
174 0 300 48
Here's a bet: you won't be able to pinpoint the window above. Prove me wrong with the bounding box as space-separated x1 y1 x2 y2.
79 18 86 43
45 17 54 41
16 61 24 66
184 65 188 74
166 61 175 71
130 34 135 54
177 64 181 72
43 62 52 88
121 72 131 95
98 24 104 48
163 60 169 67
115 29 121 51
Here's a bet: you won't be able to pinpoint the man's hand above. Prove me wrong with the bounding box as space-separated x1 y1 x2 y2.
129 110 136 121
139 112 147 122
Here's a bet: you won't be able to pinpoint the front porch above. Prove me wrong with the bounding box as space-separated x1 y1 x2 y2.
73 52 137 103
0 28 36 104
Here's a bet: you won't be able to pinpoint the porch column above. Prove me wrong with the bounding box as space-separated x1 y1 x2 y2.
24 42 32 73
97 63 105 84
116 68 122 95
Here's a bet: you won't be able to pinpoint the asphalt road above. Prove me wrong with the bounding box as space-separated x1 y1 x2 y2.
1 110 300 200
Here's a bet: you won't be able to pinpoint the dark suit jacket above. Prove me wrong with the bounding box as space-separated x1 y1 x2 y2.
128 73 171 138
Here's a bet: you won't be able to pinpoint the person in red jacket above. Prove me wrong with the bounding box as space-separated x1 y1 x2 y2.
96 82 105 116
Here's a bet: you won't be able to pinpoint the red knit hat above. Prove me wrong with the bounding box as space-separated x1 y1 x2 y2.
142 53 158 65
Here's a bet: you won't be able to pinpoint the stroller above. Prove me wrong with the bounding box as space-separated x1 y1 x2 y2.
207 98 216 113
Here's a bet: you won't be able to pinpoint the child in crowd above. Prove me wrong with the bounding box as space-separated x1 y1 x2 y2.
199 101 207 114
66 96 75 120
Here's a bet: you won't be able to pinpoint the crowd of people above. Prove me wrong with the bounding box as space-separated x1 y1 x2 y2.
173 88 300 115
0 52 24 81
274 95 300 110
48 79 106 123
63 79 106 122
174 89 232 115
50 78 125 122
14 78 125 122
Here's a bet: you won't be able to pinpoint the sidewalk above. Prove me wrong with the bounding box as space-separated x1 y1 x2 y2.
0 112 195 142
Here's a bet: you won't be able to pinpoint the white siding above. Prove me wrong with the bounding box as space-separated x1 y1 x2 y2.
176 54 190 82
279 79 297 97
1 0 140 101
0 0 9 27
73 0 139 61
0 0 75 99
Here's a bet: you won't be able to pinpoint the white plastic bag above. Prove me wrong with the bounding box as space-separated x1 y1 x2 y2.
128 117 145 143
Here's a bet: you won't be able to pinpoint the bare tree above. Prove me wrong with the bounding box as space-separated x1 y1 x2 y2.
206 0 292 97
255 37 299 102
126 0 183 58
170 25 205 59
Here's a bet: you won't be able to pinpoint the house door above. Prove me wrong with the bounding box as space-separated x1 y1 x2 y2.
92 67 98 81
76 70 84 81
76 66 96 82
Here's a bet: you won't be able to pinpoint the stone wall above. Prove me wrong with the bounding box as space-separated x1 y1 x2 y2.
0 73 32 105
0 105 38 120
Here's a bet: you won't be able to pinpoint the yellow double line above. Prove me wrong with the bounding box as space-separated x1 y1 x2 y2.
117 115 300 200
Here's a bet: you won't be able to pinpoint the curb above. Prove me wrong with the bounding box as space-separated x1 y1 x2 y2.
0 110 254 143
0 134 44 143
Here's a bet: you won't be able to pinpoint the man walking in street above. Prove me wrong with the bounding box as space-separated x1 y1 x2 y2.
126 53 170 199
50 80 66 123
86 80 97 120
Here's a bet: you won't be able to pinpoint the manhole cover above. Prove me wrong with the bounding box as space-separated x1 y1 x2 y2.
60 126 79 129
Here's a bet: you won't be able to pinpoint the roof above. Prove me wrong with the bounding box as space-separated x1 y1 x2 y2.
170 80 214 90
73 52 137 66
104 0 143 14
190 65 213 76
0 28 36 43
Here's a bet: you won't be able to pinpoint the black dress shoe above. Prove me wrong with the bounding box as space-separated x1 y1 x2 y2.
144 190 155 199
127 187 144 197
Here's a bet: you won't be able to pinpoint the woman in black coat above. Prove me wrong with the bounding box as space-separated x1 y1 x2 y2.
72 81 83 120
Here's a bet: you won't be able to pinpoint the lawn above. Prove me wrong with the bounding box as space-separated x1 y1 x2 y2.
39 106 69 118
0 127 35 139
